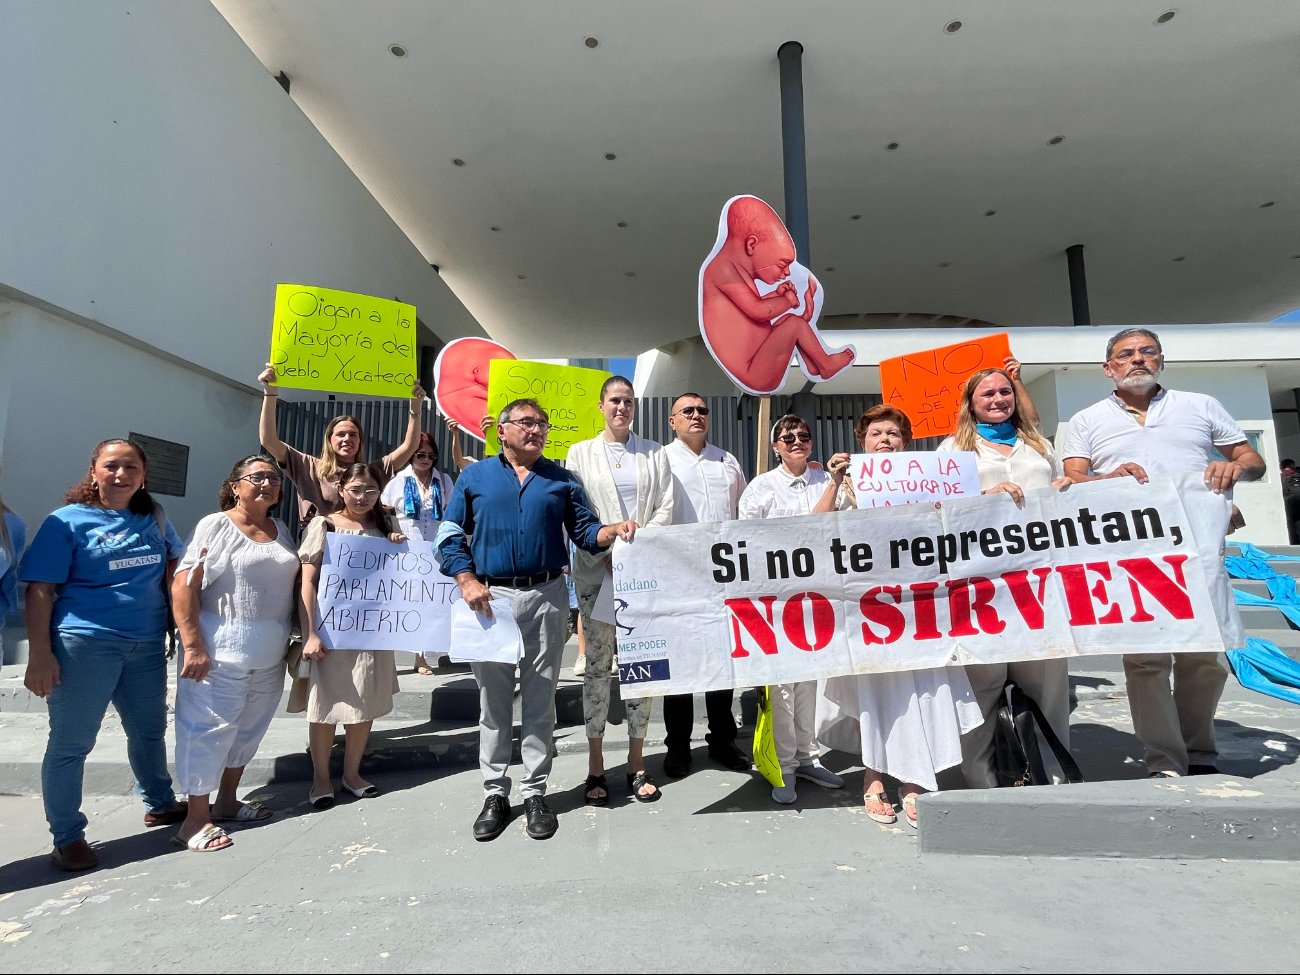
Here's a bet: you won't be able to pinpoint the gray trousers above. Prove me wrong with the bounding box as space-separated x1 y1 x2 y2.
470 575 567 798
961 659 1071 788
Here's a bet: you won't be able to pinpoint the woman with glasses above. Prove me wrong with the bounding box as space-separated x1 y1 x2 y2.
257 363 427 533
381 432 454 675
739 414 850 805
21 439 187 871
940 364 1071 789
567 376 674 805
817 406 981 827
296 464 406 809
170 456 299 852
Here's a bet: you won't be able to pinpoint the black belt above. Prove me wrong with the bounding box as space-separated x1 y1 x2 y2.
479 568 564 589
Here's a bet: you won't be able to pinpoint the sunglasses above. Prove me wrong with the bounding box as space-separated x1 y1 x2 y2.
412 452 436 460
777 432 812 445
236 472 281 486
673 406 710 418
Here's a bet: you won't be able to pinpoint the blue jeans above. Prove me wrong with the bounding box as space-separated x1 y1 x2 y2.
43 632 176 846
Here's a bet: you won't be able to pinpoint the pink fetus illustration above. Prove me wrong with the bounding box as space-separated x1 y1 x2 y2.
433 337 516 441
698 195 856 396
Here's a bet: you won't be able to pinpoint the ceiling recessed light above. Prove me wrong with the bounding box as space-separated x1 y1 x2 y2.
1048 136 1065 145
1155 10 1176 25
490 226 501 232
517 274 526 280
616 221 628 228
1172 256 1185 262
824 267 836 272
584 36 599 48
944 20 962 33
938 261 951 268
850 214 862 220
1260 201 1275 208
885 142 900 151
452 158 465 167
1292 254 1300 260
604 152 617 161
388 43 407 58
625 271 636 277
984 209 997 217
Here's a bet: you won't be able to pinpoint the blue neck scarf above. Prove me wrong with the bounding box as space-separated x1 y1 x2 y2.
402 474 443 521
977 421 1018 445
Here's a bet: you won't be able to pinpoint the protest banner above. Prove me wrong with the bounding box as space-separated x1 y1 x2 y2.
485 359 610 460
316 534 460 651
878 333 1012 439
850 450 980 507
269 284 417 398
611 474 1243 699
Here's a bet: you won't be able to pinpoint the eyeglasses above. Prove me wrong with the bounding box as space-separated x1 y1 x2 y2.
344 487 380 500
502 418 550 431
777 432 812 445
236 472 281 486
1111 346 1161 362
412 452 436 460
673 406 710 418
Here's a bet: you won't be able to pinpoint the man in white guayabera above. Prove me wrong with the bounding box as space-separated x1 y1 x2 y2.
1061 327 1265 778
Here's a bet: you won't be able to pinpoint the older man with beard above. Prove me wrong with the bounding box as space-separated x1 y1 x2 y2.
1061 328 1265 778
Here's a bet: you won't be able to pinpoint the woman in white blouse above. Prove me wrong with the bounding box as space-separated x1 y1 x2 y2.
380 432 454 675
171 456 300 851
567 376 674 805
938 364 1072 788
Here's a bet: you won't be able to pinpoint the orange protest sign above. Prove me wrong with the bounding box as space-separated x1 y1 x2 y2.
878 333 1012 439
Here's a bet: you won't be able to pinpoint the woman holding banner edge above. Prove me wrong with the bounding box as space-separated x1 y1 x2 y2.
817 406 982 827
939 364 1073 789
257 363 427 533
567 375 674 805
739 413 851 805
296 463 406 809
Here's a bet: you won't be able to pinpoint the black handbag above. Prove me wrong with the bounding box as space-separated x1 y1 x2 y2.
992 680 1084 787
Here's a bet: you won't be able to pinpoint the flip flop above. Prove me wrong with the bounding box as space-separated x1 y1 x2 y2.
901 793 920 829
213 801 272 823
170 824 232 853
864 792 897 825
414 658 435 676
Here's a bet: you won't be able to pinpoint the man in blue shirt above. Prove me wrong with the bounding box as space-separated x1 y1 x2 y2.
439 397 636 841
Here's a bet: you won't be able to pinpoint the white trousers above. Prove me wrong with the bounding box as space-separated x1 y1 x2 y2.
175 659 285 795
772 681 819 779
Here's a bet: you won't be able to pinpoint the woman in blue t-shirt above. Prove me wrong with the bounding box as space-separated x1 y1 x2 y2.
21 439 186 872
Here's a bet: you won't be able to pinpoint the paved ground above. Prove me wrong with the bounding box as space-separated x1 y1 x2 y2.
1 555 1299 971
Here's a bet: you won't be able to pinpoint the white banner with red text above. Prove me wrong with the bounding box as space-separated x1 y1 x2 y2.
611 474 1242 698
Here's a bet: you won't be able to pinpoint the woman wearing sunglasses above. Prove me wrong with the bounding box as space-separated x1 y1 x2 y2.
738 414 851 805
296 464 406 809
257 363 427 534
567 375 674 805
170 456 299 851
380 432 454 675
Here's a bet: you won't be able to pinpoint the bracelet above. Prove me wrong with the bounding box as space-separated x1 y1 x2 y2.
264 391 278 397
409 409 418 417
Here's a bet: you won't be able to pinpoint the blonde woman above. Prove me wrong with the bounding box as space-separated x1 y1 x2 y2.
566 376 674 804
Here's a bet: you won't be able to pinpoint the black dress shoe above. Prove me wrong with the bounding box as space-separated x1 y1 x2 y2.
473 794 512 841
523 795 558 840
708 742 752 771
663 751 693 778
1187 764 1221 775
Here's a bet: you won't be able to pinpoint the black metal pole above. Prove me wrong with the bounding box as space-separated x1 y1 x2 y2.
778 42 810 265
1066 243 1091 326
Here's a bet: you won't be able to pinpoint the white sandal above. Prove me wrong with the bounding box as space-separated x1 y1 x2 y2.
864 792 897 825
171 824 232 852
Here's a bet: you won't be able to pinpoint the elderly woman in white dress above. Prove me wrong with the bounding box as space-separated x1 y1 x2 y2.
939 364 1072 788
172 456 299 851
818 405 981 828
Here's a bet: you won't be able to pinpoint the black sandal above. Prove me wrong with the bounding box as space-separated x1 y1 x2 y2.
627 770 662 803
583 774 609 807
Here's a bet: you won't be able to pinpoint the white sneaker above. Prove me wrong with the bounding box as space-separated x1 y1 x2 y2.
573 655 587 677
610 652 619 676
796 763 845 789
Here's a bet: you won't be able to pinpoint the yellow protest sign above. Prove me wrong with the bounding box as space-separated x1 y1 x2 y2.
752 686 784 788
268 284 417 398
486 359 610 460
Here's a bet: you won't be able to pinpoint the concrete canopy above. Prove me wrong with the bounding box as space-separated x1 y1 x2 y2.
212 1 1300 358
